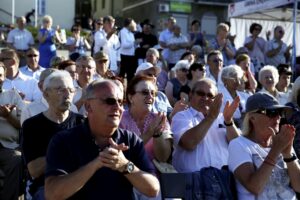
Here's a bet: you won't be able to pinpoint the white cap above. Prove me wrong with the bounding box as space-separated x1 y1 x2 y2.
135 62 161 75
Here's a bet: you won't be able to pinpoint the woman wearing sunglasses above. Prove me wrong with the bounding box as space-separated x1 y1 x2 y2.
120 75 172 163
228 92 300 200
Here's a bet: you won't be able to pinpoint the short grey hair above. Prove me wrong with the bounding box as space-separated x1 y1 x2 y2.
258 65 279 84
221 64 244 80
43 70 73 91
288 76 300 103
76 55 96 69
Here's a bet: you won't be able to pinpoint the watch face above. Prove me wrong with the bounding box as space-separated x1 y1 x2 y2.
127 162 134 173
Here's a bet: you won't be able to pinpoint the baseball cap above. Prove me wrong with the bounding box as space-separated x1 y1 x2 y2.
246 92 290 112
135 62 160 75
93 51 109 61
277 64 292 75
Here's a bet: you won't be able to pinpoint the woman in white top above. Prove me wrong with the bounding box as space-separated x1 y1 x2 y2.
258 65 289 105
228 92 300 200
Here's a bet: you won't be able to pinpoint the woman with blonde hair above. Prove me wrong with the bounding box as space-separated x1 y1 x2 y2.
38 15 62 68
228 92 300 199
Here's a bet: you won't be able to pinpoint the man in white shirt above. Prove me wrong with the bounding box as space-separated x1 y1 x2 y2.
205 50 224 87
0 62 25 200
171 78 240 172
119 18 139 82
265 25 292 67
0 49 42 103
159 17 176 65
7 16 34 66
19 47 45 81
167 25 189 69
93 16 120 74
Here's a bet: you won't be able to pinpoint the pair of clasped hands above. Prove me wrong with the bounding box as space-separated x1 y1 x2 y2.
94 138 130 172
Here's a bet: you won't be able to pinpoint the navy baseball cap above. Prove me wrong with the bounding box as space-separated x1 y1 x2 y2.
246 92 290 112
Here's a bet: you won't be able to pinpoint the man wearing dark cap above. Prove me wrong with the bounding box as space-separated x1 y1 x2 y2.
276 63 293 94
93 51 114 79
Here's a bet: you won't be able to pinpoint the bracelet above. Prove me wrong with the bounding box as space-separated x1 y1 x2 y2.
153 132 163 138
224 120 233 127
283 153 298 163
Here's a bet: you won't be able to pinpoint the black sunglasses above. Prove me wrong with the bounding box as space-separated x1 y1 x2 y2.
27 54 38 58
135 90 157 97
90 97 124 106
212 59 223 63
255 109 283 118
194 90 215 99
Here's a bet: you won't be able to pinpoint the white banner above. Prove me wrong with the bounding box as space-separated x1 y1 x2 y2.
228 0 294 18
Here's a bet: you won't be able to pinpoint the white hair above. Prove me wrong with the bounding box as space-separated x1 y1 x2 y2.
258 65 279 84
221 64 244 80
43 70 73 91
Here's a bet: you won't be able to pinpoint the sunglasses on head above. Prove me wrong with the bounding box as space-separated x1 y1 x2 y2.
255 109 283 118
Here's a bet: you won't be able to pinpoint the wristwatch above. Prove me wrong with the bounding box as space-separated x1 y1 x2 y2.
283 153 298 163
123 161 135 174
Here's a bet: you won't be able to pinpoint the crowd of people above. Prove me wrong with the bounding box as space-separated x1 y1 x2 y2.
0 13 300 200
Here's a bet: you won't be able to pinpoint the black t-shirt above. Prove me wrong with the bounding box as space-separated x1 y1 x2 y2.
21 111 85 192
46 122 155 200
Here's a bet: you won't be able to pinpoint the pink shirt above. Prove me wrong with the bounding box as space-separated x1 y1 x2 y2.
120 110 171 161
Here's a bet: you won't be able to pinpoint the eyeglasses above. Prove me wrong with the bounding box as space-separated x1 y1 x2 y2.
194 90 215 99
89 97 124 106
97 22 103 25
49 87 76 94
72 29 79 32
135 90 157 97
212 59 223 63
27 54 38 58
278 30 284 34
255 109 283 118
145 73 157 78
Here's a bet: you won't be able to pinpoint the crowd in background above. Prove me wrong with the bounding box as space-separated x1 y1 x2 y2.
0 13 300 200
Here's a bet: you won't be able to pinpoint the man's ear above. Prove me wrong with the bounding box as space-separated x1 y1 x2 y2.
85 102 92 112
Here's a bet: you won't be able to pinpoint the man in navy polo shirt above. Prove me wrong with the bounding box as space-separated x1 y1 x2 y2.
45 79 159 200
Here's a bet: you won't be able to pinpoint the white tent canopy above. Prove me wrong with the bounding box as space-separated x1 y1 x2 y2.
228 0 300 61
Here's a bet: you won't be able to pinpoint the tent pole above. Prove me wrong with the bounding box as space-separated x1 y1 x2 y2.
292 0 298 75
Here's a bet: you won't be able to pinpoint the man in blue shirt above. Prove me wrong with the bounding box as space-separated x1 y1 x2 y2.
45 79 159 200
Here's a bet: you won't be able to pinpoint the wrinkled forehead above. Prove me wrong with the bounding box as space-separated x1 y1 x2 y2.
49 77 74 88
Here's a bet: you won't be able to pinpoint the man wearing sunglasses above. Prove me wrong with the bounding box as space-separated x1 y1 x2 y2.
0 48 42 102
265 25 292 67
22 70 84 199
171 78 240 173
206 50 224 87
45 79 159 200
19 47 45 81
